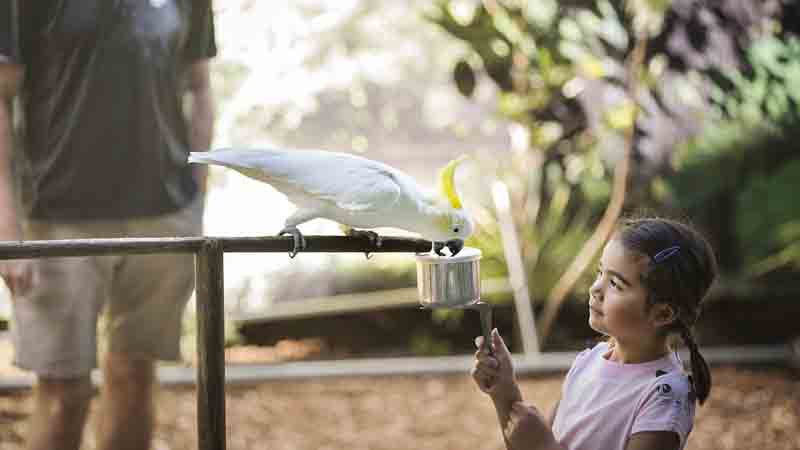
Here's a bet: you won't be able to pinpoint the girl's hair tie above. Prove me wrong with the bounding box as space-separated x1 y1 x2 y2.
653 245 680 263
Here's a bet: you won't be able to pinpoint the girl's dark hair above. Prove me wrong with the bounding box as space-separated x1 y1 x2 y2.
615 217 718 405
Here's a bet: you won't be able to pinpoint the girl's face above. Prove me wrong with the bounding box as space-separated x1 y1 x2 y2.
588 239 656 343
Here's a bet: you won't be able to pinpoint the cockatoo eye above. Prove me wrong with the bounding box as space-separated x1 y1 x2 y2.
453 226 460 233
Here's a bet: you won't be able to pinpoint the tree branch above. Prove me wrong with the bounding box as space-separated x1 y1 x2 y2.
537 34 649 346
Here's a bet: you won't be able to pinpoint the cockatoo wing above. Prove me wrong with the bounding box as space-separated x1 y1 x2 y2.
189 149 404 212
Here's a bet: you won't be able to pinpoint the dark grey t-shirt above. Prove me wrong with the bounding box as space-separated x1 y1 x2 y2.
0 0 216 219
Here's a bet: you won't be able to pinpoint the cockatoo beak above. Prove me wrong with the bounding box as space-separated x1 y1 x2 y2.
446 239 464 257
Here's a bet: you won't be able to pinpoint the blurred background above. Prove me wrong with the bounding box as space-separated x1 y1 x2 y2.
1 1 799 449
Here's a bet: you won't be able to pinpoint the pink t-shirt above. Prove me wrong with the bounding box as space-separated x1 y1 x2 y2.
552 342 695 450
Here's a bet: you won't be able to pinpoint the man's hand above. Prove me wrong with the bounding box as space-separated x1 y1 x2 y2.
0 215 34 297
505 402 563 450
0 258 33 297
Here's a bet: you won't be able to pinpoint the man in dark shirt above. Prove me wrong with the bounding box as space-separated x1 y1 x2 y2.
0 1 216 449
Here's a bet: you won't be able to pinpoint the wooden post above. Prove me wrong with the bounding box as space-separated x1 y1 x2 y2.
195 239 226 450
492 181 540 354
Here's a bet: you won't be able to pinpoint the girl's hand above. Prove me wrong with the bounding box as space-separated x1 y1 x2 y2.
505 402 562 450
471 328 519 402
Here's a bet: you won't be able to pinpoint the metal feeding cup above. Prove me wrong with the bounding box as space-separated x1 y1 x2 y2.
415 247 492 353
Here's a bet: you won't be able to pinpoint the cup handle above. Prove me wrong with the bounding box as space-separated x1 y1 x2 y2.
475 302 493 356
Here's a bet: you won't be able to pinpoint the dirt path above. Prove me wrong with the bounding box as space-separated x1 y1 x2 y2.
0 366 797 450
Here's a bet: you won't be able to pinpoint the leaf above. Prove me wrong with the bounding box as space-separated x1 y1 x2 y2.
580 55 606 79
603 100 636 130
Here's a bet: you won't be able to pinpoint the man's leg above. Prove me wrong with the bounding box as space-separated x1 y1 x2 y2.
26 376 93 450
97 200 201 450
96 351 156 450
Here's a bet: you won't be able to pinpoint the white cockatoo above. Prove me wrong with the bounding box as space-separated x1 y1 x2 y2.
188 148 474 257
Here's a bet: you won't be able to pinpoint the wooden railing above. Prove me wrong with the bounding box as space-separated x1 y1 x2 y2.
0 235 431 450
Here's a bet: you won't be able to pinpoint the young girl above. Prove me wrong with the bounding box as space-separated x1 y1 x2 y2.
472 217 718 450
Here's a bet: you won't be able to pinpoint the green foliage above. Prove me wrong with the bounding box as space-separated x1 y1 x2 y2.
430 1 800 291
714 36 800 125
668 118 773 211
473 213 595 304
736 160 800 269
410 329 453 356
521 204 596 300
427 0 633 127
260 256 417 304
426 0 646 307
329 257 417 294
748 220 800 276
429 1 800 309
666 36 800 277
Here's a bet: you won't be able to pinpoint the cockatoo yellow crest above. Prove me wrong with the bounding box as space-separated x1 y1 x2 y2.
438 155 468 210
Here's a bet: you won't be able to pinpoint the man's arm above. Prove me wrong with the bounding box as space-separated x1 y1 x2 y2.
0 62 33 297
0 62 23 238
186 59 214 193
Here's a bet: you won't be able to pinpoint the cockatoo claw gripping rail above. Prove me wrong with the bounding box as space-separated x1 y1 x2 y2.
0 235 432 450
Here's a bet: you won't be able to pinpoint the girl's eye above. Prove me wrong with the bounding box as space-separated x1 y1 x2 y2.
596 268 622 290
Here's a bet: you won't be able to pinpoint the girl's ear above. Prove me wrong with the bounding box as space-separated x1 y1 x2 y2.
649 303 678 329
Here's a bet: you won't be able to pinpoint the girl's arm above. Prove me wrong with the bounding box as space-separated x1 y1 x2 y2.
493 387 524 450
548 399 560 427
473 331 568 450
504 402 565 450
472 329 523 450
626 431 680 450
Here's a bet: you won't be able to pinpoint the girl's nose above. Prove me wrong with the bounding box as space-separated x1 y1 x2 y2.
589 276 603 300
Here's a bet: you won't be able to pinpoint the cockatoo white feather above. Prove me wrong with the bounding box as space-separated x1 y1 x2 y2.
188 148 473 255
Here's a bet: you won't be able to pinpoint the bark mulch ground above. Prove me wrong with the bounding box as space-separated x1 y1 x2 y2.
0 365 797 450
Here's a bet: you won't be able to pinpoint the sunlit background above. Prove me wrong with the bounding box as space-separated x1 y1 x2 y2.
203 0 511 317
1 1 799 449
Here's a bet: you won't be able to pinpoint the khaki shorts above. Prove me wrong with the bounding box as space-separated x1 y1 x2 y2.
10 199 203 378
